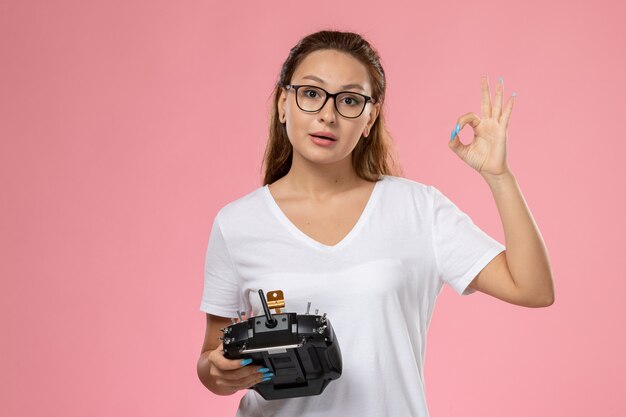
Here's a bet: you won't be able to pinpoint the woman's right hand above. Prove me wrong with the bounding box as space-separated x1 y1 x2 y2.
206 342 274 395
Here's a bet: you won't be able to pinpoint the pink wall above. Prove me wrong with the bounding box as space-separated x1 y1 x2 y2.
1 0 624 416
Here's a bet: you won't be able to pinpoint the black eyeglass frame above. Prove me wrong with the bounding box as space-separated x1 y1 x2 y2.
284 84 376 119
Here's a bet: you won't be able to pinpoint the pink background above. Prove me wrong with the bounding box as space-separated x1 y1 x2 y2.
1 0 624 416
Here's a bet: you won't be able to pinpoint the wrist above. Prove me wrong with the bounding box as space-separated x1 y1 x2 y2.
481 169 516 189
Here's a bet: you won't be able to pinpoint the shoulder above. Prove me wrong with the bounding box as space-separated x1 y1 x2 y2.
381 174 437 202
214 185 266 226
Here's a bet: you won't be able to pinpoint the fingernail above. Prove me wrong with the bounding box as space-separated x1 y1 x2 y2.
240 358 252 366
450 128 456 141
498 76 503 84
257 367 270 373
262 377 272 382
455 123 460 134
512 92 517 97
262 372 274 378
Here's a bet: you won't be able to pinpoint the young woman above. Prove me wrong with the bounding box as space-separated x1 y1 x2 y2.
197 30 554 417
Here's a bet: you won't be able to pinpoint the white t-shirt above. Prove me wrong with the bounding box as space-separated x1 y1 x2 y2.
200 174 505 417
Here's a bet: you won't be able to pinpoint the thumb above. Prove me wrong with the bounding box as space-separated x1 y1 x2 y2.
211 342 255 371
448 113 480 157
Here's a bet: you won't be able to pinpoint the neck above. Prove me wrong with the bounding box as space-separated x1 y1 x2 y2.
283 154 362 199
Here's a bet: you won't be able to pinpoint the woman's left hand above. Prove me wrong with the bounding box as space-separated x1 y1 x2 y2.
449 76 515 179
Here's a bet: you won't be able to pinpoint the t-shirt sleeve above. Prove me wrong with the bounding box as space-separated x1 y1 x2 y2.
199 211 245 317
430 186 506 296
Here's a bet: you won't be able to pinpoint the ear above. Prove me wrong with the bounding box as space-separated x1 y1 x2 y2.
278 87 287 124
364 102 380 137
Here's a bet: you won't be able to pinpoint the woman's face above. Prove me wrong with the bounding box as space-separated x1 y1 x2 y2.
278 49 380 166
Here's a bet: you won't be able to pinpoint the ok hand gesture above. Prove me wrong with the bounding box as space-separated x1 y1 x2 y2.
449 76 516 179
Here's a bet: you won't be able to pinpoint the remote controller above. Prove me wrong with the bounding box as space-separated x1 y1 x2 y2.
220 289 342 400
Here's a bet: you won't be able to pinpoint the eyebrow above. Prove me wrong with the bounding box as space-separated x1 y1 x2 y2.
300 75 365 92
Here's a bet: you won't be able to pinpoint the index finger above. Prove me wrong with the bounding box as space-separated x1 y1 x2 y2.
481 76 492 119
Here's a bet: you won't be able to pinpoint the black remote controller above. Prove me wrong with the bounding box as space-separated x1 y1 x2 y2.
220 289 342 400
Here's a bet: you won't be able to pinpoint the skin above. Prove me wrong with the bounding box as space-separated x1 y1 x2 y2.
274 49 382 199
451 77 555 306
198 61 554 400
274 54 554 305
197 49 384 396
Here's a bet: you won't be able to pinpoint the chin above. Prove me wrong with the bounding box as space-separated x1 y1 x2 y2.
298 149 352 165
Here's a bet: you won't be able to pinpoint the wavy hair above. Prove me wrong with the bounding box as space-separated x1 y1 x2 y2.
260 30 403 185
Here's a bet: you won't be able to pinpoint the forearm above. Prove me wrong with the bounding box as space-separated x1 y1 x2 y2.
482 170 555 305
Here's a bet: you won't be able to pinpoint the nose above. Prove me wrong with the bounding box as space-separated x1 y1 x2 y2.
318 95 337 123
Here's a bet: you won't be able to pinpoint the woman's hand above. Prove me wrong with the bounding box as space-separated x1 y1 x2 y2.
449 76 516 180
204 342 274 395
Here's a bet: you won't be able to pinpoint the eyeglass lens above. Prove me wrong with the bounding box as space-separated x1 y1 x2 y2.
296 86 366 118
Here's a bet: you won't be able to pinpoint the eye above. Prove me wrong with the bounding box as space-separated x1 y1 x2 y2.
303 89 320 98
340 94 363 106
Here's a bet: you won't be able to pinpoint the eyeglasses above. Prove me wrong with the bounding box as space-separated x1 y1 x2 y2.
285 84 375 119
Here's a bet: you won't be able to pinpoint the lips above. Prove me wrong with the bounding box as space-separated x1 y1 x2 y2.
310 131 337 141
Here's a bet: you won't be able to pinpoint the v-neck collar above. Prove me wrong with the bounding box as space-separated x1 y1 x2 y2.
262 175 386 252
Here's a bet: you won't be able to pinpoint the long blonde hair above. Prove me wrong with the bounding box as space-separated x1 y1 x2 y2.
260 30 403 185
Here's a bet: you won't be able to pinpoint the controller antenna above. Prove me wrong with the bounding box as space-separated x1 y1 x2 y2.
258 289 278 328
